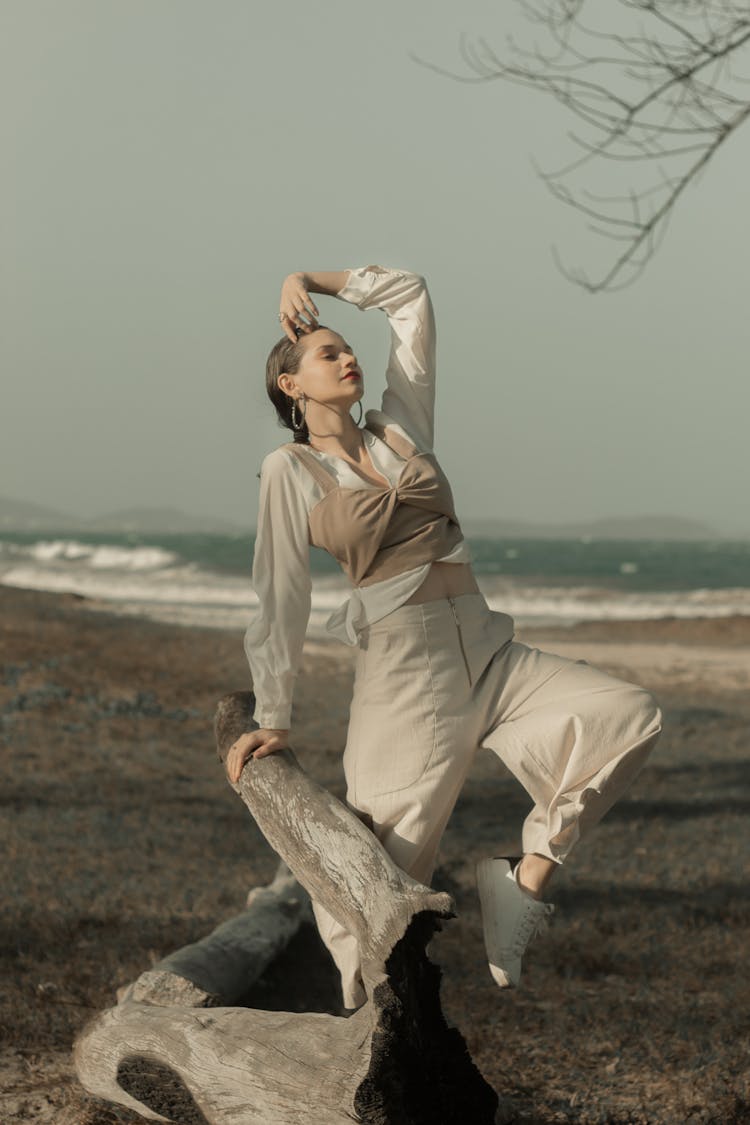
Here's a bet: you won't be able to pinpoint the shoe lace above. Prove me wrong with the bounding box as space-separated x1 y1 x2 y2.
507 901 555 958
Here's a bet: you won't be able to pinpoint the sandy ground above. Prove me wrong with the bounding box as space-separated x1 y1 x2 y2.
1 585 749 1124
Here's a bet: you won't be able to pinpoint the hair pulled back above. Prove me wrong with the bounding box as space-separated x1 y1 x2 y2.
265 326 329 445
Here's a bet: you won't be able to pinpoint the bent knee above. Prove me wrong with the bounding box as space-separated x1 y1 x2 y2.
632 688 663 738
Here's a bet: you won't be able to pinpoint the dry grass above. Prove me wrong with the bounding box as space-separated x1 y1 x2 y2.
2 586 749 1123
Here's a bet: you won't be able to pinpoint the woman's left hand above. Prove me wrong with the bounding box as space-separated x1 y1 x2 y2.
279 273 320 342
225 728 290 784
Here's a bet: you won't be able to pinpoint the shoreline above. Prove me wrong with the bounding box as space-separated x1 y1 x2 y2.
23 579 750 642
57 584 750 699
5 583 750 703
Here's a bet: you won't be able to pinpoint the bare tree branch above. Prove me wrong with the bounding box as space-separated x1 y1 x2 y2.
410 1 750 290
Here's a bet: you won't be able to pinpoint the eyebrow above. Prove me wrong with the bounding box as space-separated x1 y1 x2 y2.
315 342 351 353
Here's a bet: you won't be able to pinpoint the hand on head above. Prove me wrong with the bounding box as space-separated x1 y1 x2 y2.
279 273 320 342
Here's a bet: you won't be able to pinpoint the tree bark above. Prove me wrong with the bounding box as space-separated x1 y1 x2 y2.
116 861 311 1008
73 690 500 1125
213 692 454 991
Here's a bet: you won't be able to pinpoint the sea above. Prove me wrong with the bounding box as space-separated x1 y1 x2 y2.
1 531 748 640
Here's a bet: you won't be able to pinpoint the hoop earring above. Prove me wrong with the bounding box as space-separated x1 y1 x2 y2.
290 394 307 432
353 400 363 426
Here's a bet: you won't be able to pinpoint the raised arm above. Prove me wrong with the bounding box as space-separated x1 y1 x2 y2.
337 266 436 452
228 449 312 781
279 266 437 452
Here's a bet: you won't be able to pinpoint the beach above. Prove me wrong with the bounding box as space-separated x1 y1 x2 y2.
2 583 749 1123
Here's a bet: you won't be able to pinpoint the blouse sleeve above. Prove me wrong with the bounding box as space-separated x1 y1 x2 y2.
243 448 312 730
335 266 436 451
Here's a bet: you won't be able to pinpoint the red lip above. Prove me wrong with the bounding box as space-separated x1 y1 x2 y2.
342 372 361 380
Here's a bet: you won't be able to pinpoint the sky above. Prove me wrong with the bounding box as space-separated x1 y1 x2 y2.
2 0 748 537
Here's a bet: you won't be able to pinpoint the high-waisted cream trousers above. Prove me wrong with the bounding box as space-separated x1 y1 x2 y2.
311 592 663 1008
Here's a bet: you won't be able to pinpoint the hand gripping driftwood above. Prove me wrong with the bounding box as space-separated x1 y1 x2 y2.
73 689 500 1125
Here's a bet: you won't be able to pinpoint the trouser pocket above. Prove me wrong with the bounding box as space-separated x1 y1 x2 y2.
344 626 438 798
460 606 515 686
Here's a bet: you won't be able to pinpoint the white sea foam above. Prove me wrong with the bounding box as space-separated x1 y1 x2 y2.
6 538 179 570
2 536 748 636
479 578 750 626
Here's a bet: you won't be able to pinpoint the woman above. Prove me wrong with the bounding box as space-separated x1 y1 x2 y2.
227 265 663 1011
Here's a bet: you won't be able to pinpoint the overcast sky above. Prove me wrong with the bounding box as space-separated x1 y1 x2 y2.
2 0 748 536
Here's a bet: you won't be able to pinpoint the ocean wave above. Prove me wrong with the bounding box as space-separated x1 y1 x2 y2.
0 538 179 570
2 535 749 634
479 577 750 623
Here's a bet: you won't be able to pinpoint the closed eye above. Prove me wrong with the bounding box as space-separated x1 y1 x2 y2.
318 345 354 358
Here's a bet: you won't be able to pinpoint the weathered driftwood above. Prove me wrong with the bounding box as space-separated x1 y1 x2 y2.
213 692 457 989
116 861 311 1008
73 690 500 1124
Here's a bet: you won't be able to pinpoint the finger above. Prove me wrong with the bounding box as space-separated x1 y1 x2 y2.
226 737 258 781
225 746 242 780
292 282 317 316
286 309 309 340
291 298 315 325
252 742 280 760
229 732 258 755
227 743 251 767
300 300 319 325
279 310 297 342
229 753 251 783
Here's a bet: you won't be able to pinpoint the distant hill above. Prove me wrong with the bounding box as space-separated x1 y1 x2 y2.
0 495 743 540
460 514 731 541
0 496 246 535
84 506 246 535
0 496 81 532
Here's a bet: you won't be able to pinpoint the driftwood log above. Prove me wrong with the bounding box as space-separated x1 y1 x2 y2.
73 690 501 1124
115 859 311 1009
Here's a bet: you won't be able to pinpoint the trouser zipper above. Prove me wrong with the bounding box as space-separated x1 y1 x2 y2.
448 596 472 686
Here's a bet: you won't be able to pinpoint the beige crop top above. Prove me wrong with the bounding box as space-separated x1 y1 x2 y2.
282 418 465 587
244 265 473 730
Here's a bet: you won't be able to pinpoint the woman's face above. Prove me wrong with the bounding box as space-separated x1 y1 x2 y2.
281 328 364 411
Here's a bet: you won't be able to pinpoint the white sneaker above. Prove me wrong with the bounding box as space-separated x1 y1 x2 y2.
476 856 554 988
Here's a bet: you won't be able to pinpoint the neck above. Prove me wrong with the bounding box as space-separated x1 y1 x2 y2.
305 402 363 457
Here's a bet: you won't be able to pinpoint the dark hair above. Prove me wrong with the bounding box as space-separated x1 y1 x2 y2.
265 326 330 445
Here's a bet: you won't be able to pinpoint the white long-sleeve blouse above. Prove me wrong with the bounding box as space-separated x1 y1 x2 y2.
243 265 472 730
